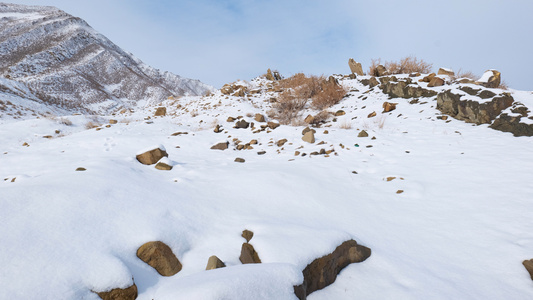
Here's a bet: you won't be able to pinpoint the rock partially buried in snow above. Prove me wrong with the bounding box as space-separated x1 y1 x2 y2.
155 157 173 170
523 259 533 280
234 119 250 129
302 131 315 144
136 145 168 165
136 241 182 276
211 142 229 150
382 102 397 113
427 76 445 87
358 130 369 137
96 283 138 300
240 243 261 264
476 70 501 88
205 255 226 270
254 114 266 122
154 107 166 116
234 157 245 163
294 240 371 300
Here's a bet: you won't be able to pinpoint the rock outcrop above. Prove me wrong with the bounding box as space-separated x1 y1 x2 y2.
136 241 182 276
348 58 364 76
476 70 501 88
294 240 371 300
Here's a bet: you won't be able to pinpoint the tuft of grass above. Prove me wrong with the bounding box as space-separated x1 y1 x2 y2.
369 56 433 75
85 121 100 129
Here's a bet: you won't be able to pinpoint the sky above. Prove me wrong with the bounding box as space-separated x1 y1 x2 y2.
7 0 533 90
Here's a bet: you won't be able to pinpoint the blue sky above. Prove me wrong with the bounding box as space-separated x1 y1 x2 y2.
8 0 533 90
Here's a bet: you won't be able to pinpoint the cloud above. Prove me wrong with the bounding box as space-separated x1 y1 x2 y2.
6 0 533 90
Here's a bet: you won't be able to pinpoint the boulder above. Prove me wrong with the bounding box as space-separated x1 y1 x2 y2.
490 112 533 137
476 70 501 88
267 122 280 129
210 142 229 150
369 76 380 88
348 58 364 76
137 241 182 276
427 76 445 87
304 114 314 124
358 130 369 137
155 158 173 171
293 240 371 299
302 131 315 143
523 259 533 280
136 146 168 165
96 283 138 300
234 119 250 129
254 114 266 122
154 107 166 117
242 230 254 242
382 102 397 113
227 116 236 122
374 65 388 77
240 243 261 264
206 255 226 270
419 73 436 83
437 68 455 77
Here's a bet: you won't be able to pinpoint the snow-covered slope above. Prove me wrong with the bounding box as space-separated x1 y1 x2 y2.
0 3 212 115
1 72 533 299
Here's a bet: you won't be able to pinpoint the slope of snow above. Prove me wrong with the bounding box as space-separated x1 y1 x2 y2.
1 75 533 300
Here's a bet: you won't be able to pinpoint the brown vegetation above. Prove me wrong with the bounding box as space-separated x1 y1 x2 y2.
369 56 433 75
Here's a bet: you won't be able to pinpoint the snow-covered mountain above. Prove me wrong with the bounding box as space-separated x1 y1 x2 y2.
0 3 212 115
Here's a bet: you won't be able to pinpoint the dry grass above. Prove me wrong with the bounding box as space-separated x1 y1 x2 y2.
58 117 72 126
85 121 100 129
271 91 308 124
338 120 352 129
369 56 433 75
454 69 478 81
311 81 347 110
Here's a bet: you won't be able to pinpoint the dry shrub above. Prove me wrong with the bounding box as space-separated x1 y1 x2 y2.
339 120 352 129
311 110 331 126
272 91 308 124
498 80 509 90
85 121 100 129
311 82 346 110
369 56 433 75
59 117 72 126
455 69 478 81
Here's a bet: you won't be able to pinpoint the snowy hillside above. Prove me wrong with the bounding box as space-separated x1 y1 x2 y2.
0 3 212 116
2 66 533 300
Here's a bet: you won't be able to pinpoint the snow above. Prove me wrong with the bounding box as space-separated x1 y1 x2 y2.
1 75 533 300
478 70 495 83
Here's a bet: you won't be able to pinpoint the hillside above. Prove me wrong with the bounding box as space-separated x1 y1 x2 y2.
2 58 533 299
0 3 212 116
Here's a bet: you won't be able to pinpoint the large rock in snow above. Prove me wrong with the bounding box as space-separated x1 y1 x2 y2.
96 283 138 300
136 241 182 276
348 58 364 76
476 70 501 88
523 259 533 280
136 146 168 165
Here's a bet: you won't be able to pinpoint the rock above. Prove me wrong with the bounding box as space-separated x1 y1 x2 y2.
436 90 514 124
302 127 316 135
242 230 254 242
382 102 397 112
210 142 229 150
396 190 404 194
476 70 501 88
437 68 455 77
348 58 364 76
75 167 86 171
523 259 533 280
234 157 245 163
358 130 369 137
267 122 280 129
213 124 223 133
490 112 533 137
137 241 182 276
227 117 236 122
206 256 226 270
293 240 371 299
240 243 261 264
302 131 315 143
96 283 138 300
171 132 188 136
234 119 250 129
304 114 314 124
427 77 445 87
419 73 436 83
478 90 497 99
257 151 266 155
154 107 166 116
109 119 118 124
155 158 173 170
374 64 388 77
254 114 266 122
459 86 481 96
367 111 377 118
136 146 168 165
22 142 29 147
277 139 288 147
266 68 275 81
334 110 346 116
369 76 380 88
273 70 282 81
327 76 339 85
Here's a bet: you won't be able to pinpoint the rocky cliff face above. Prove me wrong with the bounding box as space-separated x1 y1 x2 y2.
0 3 212 114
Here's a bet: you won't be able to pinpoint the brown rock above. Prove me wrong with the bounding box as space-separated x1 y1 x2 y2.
348 58 364 76
96 283 138 300
375 64 388 77
227 117 236 122
171 132 188 136
155 160 173 170
437 90 514 124
427 77 445 87
382 102 397 113
136 147 168 165
419 73 436 83
267 122 280 129
240 243 261 264
137 241 182 276
367 111 377 118
523 259 533 280
294 240 371 299
242 230 254 242
302 127 316 135
358 130 368 137
369 76 380 88
210 142 229 150
396 190 404 194
76 167 86 171
234 119 250 129
266 68 275 81
476 70 501 88
214 125 223 133
437 68 455 77
206 256 226 270
334 110 346 116
154 107 166 116
302 131 315 143
234 157 245 163
304 115 314 124
277 139 288 147
254 114 266 122
109 119 118 124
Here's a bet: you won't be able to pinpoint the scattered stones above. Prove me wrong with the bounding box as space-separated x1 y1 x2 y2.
234 158 245 163
348 58 364 76
234 119 250 129
210 142 229 150
382 102 397 113
523 259 533 280
96 283 138 300
358 130 368 137
137 241 182 276
214 125 223 133
136 146 168 165
302 131 315 144
240 243 261 264
293 240 371 300
206 255 226 270
335 110 346 116
75 167 86 171
367 111 377 118
154 107 166 116
242 230 254 242
254 113 266 122
437 68 455 77
277 139 288 147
